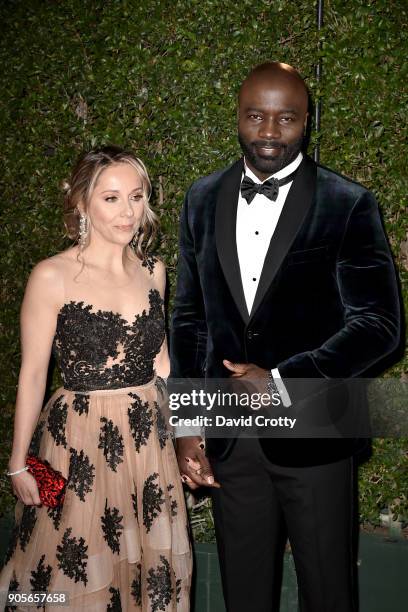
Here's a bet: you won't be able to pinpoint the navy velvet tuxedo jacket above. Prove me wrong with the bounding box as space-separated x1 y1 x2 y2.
169 155 400 465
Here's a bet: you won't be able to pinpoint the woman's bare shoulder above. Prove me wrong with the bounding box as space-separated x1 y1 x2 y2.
141 254 166 290
27 248 78 300
152 255 166 276
129 252 166 297
52 246 80 264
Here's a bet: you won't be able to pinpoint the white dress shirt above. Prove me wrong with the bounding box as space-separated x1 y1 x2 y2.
237 152 303 314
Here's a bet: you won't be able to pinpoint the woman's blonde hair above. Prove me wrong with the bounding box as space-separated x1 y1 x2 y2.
63 145 158 260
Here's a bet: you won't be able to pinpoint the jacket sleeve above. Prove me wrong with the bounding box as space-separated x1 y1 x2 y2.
169 188 208 379
277 190 400 390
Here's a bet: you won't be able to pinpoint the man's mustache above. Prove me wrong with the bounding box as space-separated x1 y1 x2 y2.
252 141 287 149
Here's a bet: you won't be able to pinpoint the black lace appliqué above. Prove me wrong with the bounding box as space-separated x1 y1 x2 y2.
4 522 19 565
19 505 37 551
156 403 168 450
56 527 88 585
143 473 165 533
107 586 122 611
146 555 174 612
101 499 124 555
98 416 124 472
47 395 68 448
131 485 138 520
167 484 178 518
141 254 158 275
128 392 153 452
29 419 45 455
67 447 95 501
52 289 165 391
30 554 52 593
55 301 125 374
72 393 89 415
131 563 142 606
47 504 63 530
175 573 182 603
5 572 19 612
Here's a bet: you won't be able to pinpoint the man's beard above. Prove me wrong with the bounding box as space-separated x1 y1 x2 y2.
238 132 304 175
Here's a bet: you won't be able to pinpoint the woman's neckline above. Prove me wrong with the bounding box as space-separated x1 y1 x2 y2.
56 288 161 327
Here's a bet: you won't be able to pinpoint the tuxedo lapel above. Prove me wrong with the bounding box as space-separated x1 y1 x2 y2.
215 158 249 324
249 156 317 320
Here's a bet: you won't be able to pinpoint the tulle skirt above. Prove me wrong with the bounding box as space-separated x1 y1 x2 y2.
0 378 192 611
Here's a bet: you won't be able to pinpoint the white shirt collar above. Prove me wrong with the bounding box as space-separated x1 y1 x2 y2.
243 151 303 184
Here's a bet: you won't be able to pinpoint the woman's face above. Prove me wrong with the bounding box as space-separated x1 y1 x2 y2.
85 162 145 246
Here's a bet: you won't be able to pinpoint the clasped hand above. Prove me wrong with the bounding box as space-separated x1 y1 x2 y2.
176 360 269 490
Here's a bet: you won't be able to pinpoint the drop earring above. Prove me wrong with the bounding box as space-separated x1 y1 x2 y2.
79 213 89 247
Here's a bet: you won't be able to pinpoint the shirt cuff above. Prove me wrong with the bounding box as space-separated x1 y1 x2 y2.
174 426 205 438
271 368 292 407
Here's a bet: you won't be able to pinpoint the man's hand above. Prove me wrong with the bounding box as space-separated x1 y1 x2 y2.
175 436 220 490
223 360 272 404
223 360 269 381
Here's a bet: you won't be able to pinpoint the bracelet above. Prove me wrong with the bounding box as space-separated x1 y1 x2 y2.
6 465 29 476
266 372 280 403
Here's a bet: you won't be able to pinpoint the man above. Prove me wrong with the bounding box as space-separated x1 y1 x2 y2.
170 62 400 611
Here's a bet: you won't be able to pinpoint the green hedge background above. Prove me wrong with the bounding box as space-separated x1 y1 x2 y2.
0 0 407 532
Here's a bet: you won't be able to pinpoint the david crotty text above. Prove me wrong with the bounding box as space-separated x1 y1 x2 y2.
168 415 297 429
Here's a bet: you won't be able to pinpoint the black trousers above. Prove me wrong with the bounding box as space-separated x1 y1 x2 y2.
210 437 358 612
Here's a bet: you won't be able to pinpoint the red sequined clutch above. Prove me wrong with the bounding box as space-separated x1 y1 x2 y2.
26 455 67 508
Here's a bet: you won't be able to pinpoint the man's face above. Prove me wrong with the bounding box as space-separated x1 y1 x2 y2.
238 74 308 179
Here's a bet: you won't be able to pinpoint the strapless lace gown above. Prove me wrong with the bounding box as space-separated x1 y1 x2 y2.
0 288 192 611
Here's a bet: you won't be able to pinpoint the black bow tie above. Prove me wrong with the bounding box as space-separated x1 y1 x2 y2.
240 168 299 204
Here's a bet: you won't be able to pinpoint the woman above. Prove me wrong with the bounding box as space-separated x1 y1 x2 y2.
0 146 192 610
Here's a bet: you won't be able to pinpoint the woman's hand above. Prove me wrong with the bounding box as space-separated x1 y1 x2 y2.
10 470 42 506
176 437 220 490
